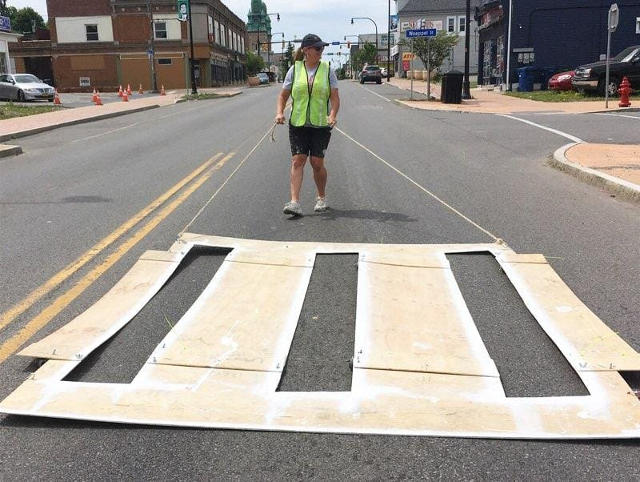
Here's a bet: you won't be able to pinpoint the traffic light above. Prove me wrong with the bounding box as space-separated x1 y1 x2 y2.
347 41 351 48
282 40 285 50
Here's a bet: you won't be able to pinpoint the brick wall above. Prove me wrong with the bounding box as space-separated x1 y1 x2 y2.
48 0 111 18
113 15 150 44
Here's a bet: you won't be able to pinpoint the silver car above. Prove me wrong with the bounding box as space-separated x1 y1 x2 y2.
0 73 56 102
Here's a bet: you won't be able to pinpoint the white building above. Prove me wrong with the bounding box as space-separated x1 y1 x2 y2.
0 16 21 73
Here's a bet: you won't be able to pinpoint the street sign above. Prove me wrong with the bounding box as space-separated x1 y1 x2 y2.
331 41 341 45
177 0 189 22
0 15 11 32
406 28 436 38
608 3 619 32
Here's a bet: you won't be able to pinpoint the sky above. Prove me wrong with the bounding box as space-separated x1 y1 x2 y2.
8 0 396 67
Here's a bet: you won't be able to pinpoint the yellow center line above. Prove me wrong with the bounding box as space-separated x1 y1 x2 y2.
0 152 234 365
0 152 224 334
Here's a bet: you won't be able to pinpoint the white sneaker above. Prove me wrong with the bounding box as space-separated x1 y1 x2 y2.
314 197 328 212
283 201 302 216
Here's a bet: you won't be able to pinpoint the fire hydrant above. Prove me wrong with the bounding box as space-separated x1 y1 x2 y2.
618 76 633 108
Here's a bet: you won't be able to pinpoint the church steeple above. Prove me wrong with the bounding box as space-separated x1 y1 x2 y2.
247 0 271 34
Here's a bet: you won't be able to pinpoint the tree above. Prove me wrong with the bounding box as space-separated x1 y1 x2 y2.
400 32 459 74
4 7 46 33
352 42 377 73
246 51 265 76
280 42 294 76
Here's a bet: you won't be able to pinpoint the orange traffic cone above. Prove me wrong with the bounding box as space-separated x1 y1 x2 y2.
53 89 62 105
122 90 129 102
92 88 98 103
118 85 123 97
126 84 132 95
138 83 144 95
160 84 166 96
95 91 103 106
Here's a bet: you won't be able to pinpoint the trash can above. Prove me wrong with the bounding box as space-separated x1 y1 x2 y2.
540 68 557 90
441 70 464 104
517 66 547 92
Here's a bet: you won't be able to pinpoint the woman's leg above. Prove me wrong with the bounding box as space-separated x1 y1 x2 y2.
309 156 327 199
290 154 308 202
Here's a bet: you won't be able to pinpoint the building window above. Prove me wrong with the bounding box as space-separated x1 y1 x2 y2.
214 20 220 44
221 25 226 47
447 17 456 33
458 16 466 34
636 17 640 34
241 37 245 54
154 22 167 39
158 58 172 65
85 24 99 41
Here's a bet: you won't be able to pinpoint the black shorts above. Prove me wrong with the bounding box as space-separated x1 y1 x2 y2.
289 125 332 158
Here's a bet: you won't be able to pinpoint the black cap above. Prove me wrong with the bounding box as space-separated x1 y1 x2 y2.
301 34 329 48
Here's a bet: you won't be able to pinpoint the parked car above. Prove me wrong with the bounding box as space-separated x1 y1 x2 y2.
548 70 575 91
572 45 640 96
381 68 388 77
0 73 56 102
256 72 270 85
360 65 382 84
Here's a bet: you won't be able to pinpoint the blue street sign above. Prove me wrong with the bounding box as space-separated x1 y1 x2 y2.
0 15 11 32
331 41 341 45
406 28 437 38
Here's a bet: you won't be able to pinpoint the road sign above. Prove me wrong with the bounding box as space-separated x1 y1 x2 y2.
608 3 619 32
406 28 436 38
177 0 189 22
331 41 341 45
0 15 11 32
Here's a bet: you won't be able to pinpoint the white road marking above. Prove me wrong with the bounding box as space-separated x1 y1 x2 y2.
498 114 584 144
362 86 392 103
71 122 140 143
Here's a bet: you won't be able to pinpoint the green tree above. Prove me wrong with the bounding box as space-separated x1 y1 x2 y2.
246 51 265 76
280 42 294 76
6 7 45 33
400 32 459 74
352 42 378 73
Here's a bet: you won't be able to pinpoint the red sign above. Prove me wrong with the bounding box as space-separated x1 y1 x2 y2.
402 61 410 71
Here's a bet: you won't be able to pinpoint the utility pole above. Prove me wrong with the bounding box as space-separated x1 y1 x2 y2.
387 0 391 82
146 0 158 92
187 0 197 94
461 0 471 99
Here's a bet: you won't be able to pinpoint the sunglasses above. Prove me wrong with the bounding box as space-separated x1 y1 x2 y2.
312 46 324 52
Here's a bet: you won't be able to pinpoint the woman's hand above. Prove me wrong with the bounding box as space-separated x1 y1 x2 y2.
275 113 286 124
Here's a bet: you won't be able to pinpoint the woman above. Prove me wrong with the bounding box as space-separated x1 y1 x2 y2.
275 33 340 216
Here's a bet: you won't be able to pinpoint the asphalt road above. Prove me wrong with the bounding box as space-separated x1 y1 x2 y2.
1 80 639 479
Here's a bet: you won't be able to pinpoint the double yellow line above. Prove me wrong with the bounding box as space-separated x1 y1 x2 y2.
0 152 234 365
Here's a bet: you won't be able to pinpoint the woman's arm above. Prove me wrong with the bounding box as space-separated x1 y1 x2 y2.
275 89 290 124
328 88 340 127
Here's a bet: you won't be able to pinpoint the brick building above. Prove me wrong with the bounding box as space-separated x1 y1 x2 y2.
10 0 248 92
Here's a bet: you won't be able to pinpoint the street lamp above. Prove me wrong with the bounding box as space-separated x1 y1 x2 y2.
271 31 285 76
255 12 280 67
351 17 378 64
344 35 359 78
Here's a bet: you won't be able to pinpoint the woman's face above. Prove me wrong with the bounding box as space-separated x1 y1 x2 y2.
304 46 324 63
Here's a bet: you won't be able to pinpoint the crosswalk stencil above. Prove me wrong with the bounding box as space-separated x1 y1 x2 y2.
2 234 639 439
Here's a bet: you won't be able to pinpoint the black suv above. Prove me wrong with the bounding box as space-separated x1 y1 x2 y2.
360 65 382 84
572 45 640 96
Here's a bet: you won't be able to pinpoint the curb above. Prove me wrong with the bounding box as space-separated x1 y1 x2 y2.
0 144 22 158
0 105 160 142
550 143 640 202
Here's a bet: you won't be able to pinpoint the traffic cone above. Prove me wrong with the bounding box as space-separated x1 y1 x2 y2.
53 89 62 105
160 84 166 96
92 88 98 103
118 85 123 97
126 84 132 96
138 83 144 95
95 91 103 106
122 90 129 102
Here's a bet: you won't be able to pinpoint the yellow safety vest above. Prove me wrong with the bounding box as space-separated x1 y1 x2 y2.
290 60 330 127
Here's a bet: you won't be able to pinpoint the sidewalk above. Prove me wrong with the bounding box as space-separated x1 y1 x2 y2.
0 93 179 142
553 143 640 201
389 78 635 115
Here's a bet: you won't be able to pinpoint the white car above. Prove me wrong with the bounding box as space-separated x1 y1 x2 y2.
0 73 56 102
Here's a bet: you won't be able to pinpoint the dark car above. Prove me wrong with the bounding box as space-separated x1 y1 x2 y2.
572 45 640 96
360 65 382 84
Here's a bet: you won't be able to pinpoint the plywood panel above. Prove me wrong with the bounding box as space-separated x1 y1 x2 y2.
20 251 185 361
